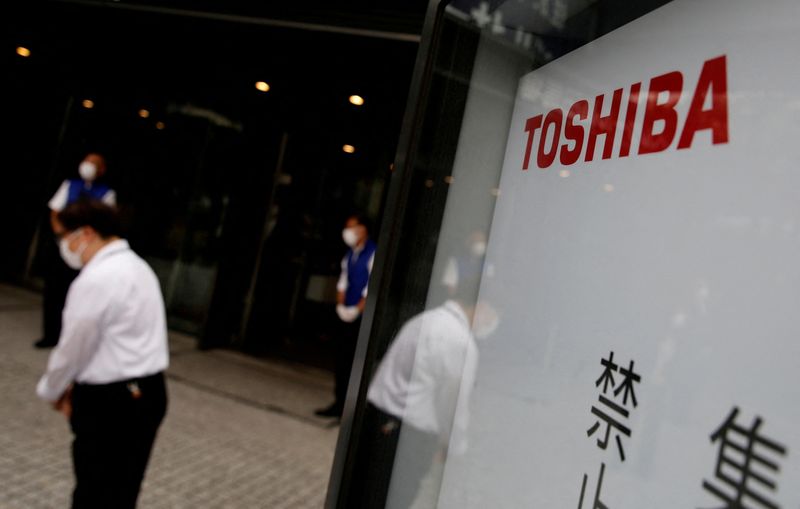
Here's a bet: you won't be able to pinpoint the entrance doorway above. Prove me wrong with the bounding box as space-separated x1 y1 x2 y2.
3 1 419 368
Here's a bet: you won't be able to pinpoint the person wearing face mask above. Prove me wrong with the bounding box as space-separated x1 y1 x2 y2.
35 152 117 349
441 230 490 297
37 199 168 509
352 282 496 509
315 214 377 418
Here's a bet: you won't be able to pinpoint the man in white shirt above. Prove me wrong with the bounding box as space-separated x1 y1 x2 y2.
37 200 168 509
352 296 480 509
36 152 117 349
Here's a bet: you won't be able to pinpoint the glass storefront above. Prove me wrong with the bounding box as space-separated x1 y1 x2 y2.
330 0 800 507
3 2 416 364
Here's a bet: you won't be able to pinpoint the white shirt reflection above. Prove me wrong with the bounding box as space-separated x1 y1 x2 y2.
367 300 479 454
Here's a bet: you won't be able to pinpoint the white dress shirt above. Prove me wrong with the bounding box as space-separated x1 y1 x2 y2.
367 301 479 452
37 239 169 402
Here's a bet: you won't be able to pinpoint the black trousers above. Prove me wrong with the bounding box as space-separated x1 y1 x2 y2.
70 372 168 509
351 403 439 509
334 318 361 409
42 245 79 344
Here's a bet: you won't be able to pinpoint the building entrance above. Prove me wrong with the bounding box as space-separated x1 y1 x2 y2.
2 0 420 368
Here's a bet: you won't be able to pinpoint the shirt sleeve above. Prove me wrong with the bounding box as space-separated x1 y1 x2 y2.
336 256 348 293
102 189 117 207
441 256 459 289
36 279 110 402
48 181 70 212
361 252 376 298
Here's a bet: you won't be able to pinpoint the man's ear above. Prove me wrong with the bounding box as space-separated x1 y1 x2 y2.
82 226 99 242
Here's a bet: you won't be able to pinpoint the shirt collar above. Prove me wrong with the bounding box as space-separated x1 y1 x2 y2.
443 300 470 329
85 239 130 269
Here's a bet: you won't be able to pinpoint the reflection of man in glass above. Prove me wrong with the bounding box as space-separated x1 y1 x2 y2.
355 281 495 509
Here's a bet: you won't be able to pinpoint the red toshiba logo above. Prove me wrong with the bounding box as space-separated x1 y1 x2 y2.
522 55 728 171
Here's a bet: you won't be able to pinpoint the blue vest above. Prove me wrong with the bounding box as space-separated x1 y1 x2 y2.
344 239 377 306
67 179 111 205
453 253 484 283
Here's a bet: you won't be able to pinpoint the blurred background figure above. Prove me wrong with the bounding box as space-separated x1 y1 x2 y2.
316 214 377 418
35 152 116 348
441 230 489 296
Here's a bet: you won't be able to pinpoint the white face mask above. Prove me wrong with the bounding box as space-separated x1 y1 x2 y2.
342 227 360 248
472 302 499 340
59 229 87 270
470 241 487 257
79 161 98 182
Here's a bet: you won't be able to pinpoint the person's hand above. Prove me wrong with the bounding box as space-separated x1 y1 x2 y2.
336 291 345 306
53 385 73 419
336 304 360 322
380 420 398 436
357 298 366 313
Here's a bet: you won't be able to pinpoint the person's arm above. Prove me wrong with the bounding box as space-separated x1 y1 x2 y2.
102 189 117 207
48 181 70 231
53 386 73 417
36 280 109 403
441 257 459 294
49 210 60 233
336 256 348 305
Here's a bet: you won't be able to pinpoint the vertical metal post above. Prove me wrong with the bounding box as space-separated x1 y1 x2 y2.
324 1 447 507
24 95 75 282
164 121 215 310
237 131 290 344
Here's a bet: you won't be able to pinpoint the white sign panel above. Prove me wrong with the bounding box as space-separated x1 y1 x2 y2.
438 1 800 507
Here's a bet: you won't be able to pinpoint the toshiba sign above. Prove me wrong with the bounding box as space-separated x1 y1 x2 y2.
521 56 728 170
434 0 800 508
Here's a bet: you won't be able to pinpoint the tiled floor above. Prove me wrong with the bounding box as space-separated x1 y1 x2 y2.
0 284 340 508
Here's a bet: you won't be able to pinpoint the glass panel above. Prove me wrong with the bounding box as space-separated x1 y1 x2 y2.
344 0 800 507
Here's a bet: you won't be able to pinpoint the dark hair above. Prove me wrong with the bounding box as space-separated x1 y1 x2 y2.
57 199 122 239
347 213 372 235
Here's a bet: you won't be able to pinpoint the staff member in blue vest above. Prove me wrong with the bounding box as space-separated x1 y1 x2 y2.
316 214 377 418
35 153 117 348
